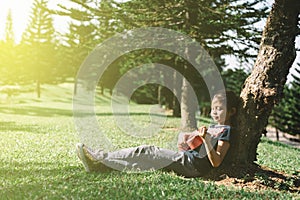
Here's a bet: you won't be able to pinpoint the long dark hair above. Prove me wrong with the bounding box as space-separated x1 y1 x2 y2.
212 90 239 126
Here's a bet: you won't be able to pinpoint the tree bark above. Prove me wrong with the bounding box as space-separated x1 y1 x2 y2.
180 76 198 131
276 128 279 141
233 0 299 165
180 0 199 131
172 70 182 117
36 79 41 98
158 85 162 107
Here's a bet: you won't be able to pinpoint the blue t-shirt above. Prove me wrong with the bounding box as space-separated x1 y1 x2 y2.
182 125 231 173
207 124 231 145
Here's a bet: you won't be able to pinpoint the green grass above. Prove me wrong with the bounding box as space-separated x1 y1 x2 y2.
0 84 299 199
257 138 300 175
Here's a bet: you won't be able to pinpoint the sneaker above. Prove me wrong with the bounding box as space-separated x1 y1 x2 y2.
76 143 112 173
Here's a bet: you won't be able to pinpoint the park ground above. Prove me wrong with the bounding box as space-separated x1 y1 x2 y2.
265 127 300 149
0 83 299 199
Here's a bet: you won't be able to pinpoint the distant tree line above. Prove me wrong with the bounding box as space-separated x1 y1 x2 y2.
270 63 300 137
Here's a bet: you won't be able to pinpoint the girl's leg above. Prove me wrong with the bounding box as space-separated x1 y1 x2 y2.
101 145 182 172
77 143 203 177
76 143 112 173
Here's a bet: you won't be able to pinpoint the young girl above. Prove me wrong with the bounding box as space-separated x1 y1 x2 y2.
76 90 238 177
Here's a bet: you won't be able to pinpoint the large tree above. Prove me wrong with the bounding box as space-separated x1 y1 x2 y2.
21 0 57 98
231 0 299 166
53 0 122 93
117 0 268 131
60 0 266 130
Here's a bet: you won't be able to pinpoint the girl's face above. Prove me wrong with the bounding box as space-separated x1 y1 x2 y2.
210 98 234 125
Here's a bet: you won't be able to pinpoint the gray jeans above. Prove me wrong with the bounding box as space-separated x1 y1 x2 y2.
94 145 211 177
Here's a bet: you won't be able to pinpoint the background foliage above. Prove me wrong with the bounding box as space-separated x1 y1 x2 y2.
0 0 298 134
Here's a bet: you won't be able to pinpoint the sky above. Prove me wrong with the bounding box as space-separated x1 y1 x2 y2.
0 0 298 82
0 0 33 42
0 0 68 43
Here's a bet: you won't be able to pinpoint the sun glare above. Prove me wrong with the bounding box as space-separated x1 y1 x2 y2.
0 0 71 43
0 0 33 43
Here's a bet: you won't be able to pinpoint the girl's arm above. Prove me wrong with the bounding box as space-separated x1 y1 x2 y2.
199 127 230 167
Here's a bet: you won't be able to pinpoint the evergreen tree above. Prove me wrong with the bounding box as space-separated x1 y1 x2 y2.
116 0 268 130
54 0 268 88
0 10 20 85
4 9 15 45
53 0 122 93
118 0 268 64
222 68 249 95
269 85 290 139
272 65 300 136
235 0 299 165
287 66 300 135
53 0 269 130
21 0 58 97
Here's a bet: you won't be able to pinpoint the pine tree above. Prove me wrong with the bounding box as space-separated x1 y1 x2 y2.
236 0 299 164
5 9 15 46
118 0 268 64
0 9 20 85
117 0 268 130
53 0 122 93
269 85 290 140
54 0 269 130
270 65 300 137
21 0 58 97
222 68 249 95
287 66 300 135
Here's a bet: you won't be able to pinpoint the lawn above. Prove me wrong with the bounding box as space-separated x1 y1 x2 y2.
0 84 299 199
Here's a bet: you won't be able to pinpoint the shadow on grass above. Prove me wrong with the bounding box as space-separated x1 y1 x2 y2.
0 106 73 117
96 112 168 117
0 162 81 199
205 163 300 194
52 98 73 104
0 105 173 118
0 162 294 199
0 121 41 132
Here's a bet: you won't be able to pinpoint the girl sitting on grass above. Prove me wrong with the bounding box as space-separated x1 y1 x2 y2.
76 90 238 178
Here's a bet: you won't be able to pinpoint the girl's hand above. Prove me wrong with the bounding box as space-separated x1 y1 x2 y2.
178 134 191 151
178 142 190 151
198 126 210 141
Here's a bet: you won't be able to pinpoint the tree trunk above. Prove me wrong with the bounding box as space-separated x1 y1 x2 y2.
180 0 198 131
276 128 279 141
158 84 162 107
180 77 197 131
158 70 164 107
172 70 182 117
233 0 299 165
74 76 78 95
36 79 41 98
